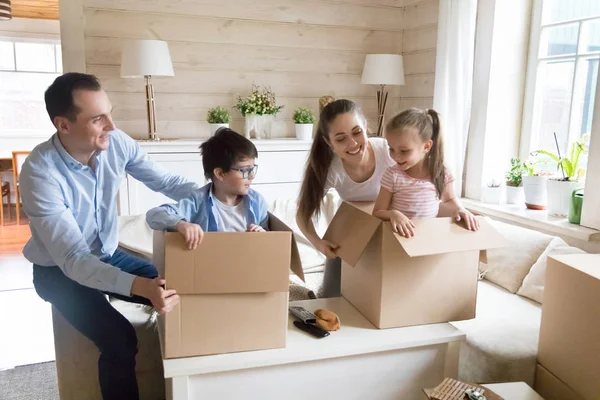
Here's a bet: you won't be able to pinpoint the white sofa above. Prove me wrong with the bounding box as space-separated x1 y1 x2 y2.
52 193 587 398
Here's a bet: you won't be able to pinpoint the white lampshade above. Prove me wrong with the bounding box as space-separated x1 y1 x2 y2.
120 39 175 78
361 54 405 86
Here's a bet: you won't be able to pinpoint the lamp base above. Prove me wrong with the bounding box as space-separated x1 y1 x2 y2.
375 84 388 137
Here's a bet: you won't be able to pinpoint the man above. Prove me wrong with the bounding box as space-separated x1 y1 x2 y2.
20 72 198 399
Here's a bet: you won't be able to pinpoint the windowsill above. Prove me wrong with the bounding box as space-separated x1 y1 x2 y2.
461 198 600 242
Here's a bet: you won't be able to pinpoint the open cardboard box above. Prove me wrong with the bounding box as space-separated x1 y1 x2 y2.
153 213 304 359
324 202 506 329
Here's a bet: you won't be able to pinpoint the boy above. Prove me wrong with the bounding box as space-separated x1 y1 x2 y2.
146 128 268 249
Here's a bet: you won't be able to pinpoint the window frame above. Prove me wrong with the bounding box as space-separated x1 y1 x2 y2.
520 0 600 160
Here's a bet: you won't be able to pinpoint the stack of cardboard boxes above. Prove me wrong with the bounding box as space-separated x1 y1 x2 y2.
535 254 600 400
154 201 506 359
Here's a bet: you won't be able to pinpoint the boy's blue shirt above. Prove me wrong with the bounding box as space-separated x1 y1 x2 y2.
146 182 269 232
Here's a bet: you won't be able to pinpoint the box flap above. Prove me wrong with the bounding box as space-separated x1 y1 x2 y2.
548 254 600 279
161 230 291 294
268 212 305 282
323 202 381 266
392 216 507 257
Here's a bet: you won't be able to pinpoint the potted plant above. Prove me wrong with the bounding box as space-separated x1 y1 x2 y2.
234 85 284 139
481 179 503 204
531 134 588 217
505 158 525 205
522 160 548 210
292 107 316 141
206 106 231 135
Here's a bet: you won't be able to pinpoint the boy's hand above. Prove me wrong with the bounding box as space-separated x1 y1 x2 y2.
390 211 416 237
247 224 265 232
175 220 204 249
455 209 479 231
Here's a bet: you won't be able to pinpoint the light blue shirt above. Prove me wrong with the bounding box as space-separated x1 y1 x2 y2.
20 129 199 296
146 183 269 232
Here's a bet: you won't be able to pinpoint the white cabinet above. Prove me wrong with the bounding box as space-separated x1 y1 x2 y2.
119 139 311 216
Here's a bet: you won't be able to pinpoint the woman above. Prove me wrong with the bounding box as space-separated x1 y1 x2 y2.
296 99 395 297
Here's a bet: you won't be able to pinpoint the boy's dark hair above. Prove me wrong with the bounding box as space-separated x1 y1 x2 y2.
44 72 102 123
200 127 258 180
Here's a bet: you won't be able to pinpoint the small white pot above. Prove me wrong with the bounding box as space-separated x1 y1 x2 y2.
209 123 229 135
523 175 547 210
505 185 524 205
546 179 584 217
481 186 503 204
295 124 313 141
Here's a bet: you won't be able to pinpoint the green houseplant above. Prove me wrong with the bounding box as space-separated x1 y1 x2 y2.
292 107 316 140
531 134 589 217
505 158 525 204
206 106 231 135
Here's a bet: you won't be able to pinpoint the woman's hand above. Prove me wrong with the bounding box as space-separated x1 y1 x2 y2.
390 211 416 237
316 238 339 259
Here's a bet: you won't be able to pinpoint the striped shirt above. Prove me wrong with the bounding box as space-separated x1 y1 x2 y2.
380 164 454 218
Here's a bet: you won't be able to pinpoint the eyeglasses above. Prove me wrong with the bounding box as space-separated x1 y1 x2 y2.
230 164 259 179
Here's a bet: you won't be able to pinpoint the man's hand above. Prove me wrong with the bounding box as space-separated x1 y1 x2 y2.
131 277 179 314
175 220 204 249
246 224 266 232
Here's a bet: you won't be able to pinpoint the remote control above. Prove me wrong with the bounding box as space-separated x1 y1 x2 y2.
289 305 317 324
293 320 330 338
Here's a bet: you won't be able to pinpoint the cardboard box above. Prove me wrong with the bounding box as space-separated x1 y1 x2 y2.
324 202 505 329
153 213 304 359
535 363 585 400
537 254 600 400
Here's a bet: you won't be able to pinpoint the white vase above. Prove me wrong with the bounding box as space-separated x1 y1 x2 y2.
295 124 313 141
505 185 524 205
546 179 584 217
481 186 503 204
245 114 274 139
209 123 229 135
523 175 547 210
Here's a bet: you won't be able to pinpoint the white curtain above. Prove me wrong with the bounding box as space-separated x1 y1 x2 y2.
433 0 478 196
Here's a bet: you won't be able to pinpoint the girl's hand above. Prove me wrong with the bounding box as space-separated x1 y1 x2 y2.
175 221 204 249
316 239 339 259
247 224 266 232
390 211 416 237
455 209 479 231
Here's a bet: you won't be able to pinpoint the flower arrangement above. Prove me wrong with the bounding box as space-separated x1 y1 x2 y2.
234 84 284 117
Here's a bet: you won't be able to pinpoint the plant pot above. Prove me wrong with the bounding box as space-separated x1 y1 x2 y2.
295 124 313 141
209 123 229 135
523 175 547 210
481 186 503 204
245 114 274 139
547 179 584 217
505 184 524 205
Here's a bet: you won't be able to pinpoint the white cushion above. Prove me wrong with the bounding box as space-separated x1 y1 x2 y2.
451 280 542 386
516 237 586 304
480 221 553 293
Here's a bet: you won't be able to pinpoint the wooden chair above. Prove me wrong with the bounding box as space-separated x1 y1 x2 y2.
12 151 30 225
1 180 10 226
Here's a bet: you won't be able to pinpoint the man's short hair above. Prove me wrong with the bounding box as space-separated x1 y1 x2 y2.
44 72 102 123
200 128 258 180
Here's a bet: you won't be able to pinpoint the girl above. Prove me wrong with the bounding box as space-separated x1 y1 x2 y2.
373 108 478 237
296 99 396 297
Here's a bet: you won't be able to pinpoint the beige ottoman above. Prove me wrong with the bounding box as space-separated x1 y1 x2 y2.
52 300 165 400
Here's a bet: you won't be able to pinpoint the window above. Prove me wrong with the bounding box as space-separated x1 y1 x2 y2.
0 39 62 137
522 0 600 163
